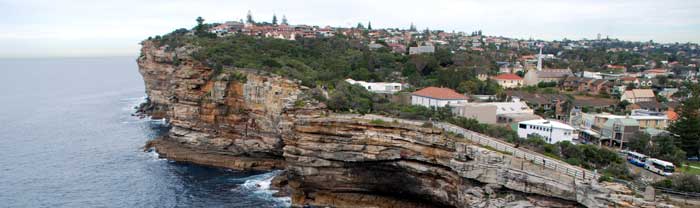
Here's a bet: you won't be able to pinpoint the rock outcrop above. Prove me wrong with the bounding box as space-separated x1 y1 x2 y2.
137 41 312 170
136 41 672 208
282 116 582 207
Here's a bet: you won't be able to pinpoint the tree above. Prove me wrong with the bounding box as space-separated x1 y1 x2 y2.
367 21 372 30
657 75 668 86
194 16 207 36
327 81 374 114
246 10 254 24
409 22 416 31
356 22 365 29
618 100 630 111
272 14 278 25
281 15 288 25
668 83 700 157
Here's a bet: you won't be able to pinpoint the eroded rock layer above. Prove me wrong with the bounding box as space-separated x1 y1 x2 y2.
137 41 310 169
282 116 581 207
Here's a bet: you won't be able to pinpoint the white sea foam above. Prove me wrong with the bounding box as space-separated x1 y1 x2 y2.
145 147 166 161
234 170 291 206
121 95 147 112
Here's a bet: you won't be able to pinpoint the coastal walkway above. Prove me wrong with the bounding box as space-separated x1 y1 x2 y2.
341 114 599 181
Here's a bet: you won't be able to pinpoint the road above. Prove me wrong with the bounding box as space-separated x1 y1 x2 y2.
626 162 666 183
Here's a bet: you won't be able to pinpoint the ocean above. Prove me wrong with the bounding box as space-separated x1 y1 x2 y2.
0 57 290 208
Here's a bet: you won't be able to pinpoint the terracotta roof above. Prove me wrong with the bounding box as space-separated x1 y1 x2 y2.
623 89 655 99
621 76 638 81
412 87 468 100
666 110 679 121
521 55 536 59
493 73 523 80
607 65 626 69
644 68 667 74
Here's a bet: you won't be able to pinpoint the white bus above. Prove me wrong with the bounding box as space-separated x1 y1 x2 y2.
626 151 648 167
645 158 675 176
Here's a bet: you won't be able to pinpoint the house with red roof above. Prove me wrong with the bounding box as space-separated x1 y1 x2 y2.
606 64 627 72
642 68 670 78
411 87 468 108
492 73 523 88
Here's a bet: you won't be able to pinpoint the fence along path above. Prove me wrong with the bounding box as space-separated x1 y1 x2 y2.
354 114 599 181
435 122 598 181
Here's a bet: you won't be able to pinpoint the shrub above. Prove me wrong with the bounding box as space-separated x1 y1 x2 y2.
653 174 700 193
602 162 635 181
326 81 374 114
370 119 386 125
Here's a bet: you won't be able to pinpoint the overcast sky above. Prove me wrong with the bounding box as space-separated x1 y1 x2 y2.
1 0 699 58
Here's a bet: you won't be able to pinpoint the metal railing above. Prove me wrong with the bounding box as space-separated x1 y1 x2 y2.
332 114 599 181
655 186 700 198
434 122 598 181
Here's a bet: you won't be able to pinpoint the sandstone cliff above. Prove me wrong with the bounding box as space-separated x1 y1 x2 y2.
138 41 316 170
137 41 671 208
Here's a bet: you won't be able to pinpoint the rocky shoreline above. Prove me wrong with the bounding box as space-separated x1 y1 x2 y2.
145 138 285 171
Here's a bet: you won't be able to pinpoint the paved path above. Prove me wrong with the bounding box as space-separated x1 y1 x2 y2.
347 114 599 181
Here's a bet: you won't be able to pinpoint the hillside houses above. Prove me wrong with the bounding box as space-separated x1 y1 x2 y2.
409 45 435 55
561 77 612 95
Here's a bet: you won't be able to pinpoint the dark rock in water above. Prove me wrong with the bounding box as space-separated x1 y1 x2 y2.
270 171 291 197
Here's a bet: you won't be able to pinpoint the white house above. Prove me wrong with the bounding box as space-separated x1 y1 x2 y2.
582 71 603 79
517 119 575 144
411 87 468 108
345 78 403 94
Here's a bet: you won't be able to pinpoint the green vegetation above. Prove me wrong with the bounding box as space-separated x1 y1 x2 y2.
627 132 686 166
679 162 700 175
668 83 700 158
521 135 633 180
448 117 519 142
148 19 700 185
326 81 376 114
369 119 386 125
150 18 505 95
653 174 700 193
456 78 503 95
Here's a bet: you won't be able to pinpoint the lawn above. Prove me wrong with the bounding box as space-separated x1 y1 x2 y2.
678 161 700 175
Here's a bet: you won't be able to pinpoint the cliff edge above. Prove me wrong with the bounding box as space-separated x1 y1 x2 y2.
136 40 671 208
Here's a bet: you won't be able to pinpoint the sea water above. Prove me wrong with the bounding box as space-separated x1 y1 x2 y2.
0 57 289 208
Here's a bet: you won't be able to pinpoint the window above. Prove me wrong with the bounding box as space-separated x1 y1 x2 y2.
519 124 527 129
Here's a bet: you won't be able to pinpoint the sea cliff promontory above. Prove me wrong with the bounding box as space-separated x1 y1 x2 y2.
136 35 670 208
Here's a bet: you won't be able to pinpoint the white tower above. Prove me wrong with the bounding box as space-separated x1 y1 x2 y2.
536 44 543 71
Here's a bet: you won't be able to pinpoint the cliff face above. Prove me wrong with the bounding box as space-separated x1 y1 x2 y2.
138 41 315 170
282 116 585 207
137 42 669 208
